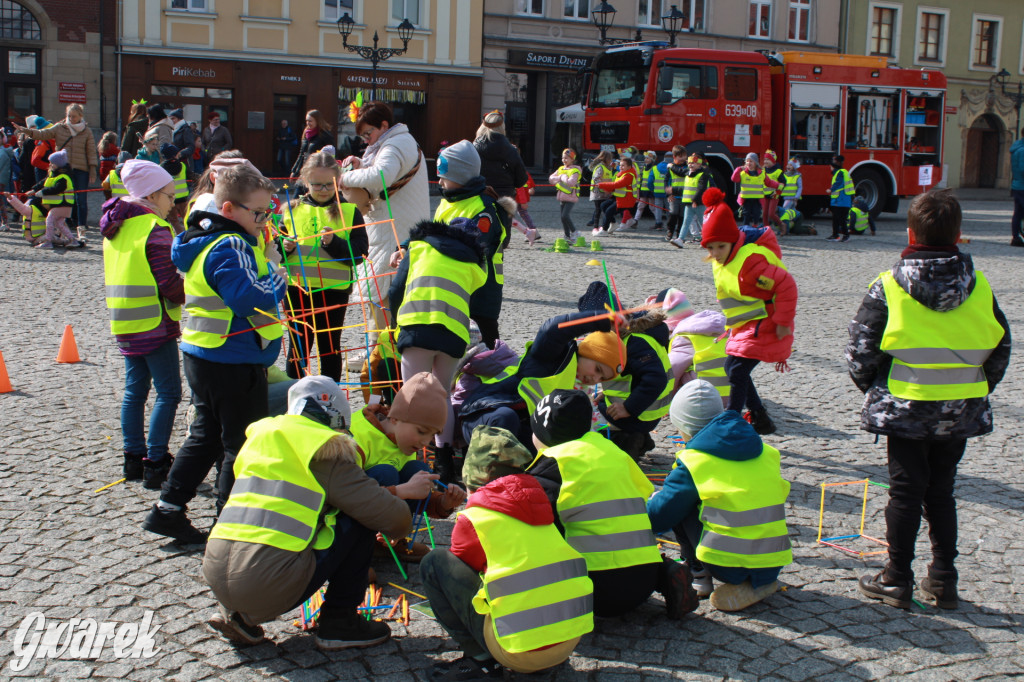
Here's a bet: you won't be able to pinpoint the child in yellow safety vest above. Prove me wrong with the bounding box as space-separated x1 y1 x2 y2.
421 424 593 679
847 190 1011 610
701 187 797 436
549 147 582 240
646 287 730 402
28 149 80 249
729 153 778 228
6 193 47 245
847 195 876 236
647 380 792 611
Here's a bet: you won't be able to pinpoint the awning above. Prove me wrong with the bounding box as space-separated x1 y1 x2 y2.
556 103 585 124
338 87 425 105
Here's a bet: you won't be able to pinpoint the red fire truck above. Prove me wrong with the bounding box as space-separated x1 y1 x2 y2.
582 45 947 215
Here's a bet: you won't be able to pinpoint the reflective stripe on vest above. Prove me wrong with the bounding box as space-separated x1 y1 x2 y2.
669 168 686 190
464 505 593 653
108 169 128 196
173 165 188 200
676 332 730 400
555 166 582 198
831 169 854 199
601 333 673 422
396 241 485 346
42 173 74 206
631 170 641 198
680 443 792 569
435 194 506 286
349 408 414 471
103 214 182 334
181 233 283 348
538 431 660 571
779 172 800 197
23 204 46 238
878 270 1003 401
680 171 704 203
281 202 358 290
210 414 339 552
649 165 666 196
712 243 787 329
739 170 765 199
481 341 579 415
612 170 632 198
763 167 783 197
850 206 870 233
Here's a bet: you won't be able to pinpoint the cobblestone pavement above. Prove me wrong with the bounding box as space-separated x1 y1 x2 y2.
1 190 1022 680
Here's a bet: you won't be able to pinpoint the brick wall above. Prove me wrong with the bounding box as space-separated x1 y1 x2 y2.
35 0 116 44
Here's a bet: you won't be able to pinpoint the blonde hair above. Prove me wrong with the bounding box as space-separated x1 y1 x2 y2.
213 165 275 207
476 110 505 138
312 433 358 465
295 151 343 219
65 103 84 118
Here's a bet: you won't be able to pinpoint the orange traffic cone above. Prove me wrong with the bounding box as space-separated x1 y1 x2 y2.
56 325 81 363
0 351 12 393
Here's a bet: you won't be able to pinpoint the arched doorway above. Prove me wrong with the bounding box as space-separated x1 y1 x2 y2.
963 114 1003 188
0 0 43 128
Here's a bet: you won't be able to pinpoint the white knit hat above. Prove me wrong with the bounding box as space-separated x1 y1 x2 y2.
287 375 351 430
669 380 724 438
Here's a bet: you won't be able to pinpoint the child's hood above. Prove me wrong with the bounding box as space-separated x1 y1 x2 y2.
732 225 782 261
686 410 763 461
892 250 975 313
463 339 519 378
100 197 155 240
465 473 554 527
407 219 485 264
172 210 255 272
672 309 726 338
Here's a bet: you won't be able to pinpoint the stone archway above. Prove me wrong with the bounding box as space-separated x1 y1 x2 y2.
963 113 1004 188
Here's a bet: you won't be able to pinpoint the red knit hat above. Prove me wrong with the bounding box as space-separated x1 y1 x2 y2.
700 187 740 247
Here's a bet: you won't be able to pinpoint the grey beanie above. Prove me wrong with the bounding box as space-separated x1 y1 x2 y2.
287 375 351 430
437 139 480 186
669 380 724 438
745 152 759 165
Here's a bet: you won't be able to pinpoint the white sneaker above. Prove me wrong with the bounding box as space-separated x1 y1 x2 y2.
710 580 779 612
613 222 626 233
592 227 605 237
570 230 581 240
669 237 685 249
525 228 538 245
626 218 638 230
692 569 713 598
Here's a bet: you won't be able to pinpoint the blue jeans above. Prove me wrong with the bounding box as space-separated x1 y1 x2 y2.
420 549 489 659
70 168 90 227
121 340 182 461
1012 189 1024 241
366 459 433 512
682 204 703 240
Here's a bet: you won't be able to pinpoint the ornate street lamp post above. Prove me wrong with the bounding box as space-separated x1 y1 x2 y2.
337 13 416 100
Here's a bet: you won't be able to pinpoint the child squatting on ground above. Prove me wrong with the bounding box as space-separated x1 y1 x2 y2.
647 380 793 611
846 189 1011 610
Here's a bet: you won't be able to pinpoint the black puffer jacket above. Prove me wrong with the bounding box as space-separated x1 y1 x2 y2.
845 247 1011 440
291 129 334 177
473 132 528 198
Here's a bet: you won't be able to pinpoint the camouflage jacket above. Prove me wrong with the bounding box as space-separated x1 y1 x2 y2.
845 249 1011 440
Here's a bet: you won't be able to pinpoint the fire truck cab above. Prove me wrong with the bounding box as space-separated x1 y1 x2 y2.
583 44 946 216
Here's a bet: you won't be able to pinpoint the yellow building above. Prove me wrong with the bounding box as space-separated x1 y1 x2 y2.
118 1 483 172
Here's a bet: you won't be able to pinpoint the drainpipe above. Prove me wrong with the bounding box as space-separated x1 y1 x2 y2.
115 0 122 132
99 0 106 129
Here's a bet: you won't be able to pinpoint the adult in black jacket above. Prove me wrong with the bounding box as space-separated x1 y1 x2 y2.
291 109 334 178
473 111 528 199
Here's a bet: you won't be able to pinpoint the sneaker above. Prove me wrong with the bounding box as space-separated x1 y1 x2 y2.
34 241 53 249
592 227 605 237
123 452 144 481
207 607 267 645
858 571 913 609
650 223 664 230
570 230 581 241
658 557 699 620
431 655 504 681
839 234 850 242
142 457 172 490
142 504 208 544
825 235 839 241
919 575 958 609
76 226 87 240
1010 240 1024 247
744 408 776 435
669 237 686 249
692 568 714 598
612 222 625 234
710 580 779 612
625 218 638 230
315 610 391 650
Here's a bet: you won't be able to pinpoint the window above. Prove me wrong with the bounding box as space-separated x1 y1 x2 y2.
869 5 897 57
324 0 354 21
917 10 944 63
392 0 419 25
655 64 718 104
973 17 999 68
680 0 705 31
788 0 810 43
0 0 41 39
748 0 771 39
638 0 662 27
516 0 543 14
8 50 35 74
563 0 589 21
170 0 207 10
724 67 757 101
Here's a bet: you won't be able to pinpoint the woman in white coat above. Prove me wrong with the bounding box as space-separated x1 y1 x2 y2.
340 102 429 347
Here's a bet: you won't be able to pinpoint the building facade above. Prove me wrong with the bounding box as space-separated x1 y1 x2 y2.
841 0 1024 189
483 0 841 172
0 0 116 131
118 1 483 173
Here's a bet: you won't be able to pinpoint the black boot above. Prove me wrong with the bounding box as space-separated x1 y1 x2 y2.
858 571 913 609
142 504 208 544
433 445 456 485
744 408 777 435
123 452 144 481
920 575 958 609
142 456 172 490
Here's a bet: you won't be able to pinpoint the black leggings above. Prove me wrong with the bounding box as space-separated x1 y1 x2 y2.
725 355 763 412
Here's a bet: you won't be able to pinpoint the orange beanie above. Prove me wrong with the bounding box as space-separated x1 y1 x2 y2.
577 331 625 375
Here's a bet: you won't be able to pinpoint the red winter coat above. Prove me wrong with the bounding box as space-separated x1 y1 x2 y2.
597 168 637 209
720 227 797 363
450 473 556 572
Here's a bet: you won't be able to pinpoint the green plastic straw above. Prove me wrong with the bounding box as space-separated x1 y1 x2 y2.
380 534 408 581
424 513 436 549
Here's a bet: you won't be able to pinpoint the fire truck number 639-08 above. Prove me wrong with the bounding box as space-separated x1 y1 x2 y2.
724 104 757 118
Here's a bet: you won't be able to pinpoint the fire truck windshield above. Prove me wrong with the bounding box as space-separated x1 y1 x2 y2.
589 52 650 109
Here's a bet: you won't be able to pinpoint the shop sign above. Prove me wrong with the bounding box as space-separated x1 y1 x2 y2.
340 71 426 90
280 75 302 82
153 58 234 86
508 50 591 71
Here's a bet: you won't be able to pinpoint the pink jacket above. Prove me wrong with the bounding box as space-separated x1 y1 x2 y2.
668 309 727 389
549 165 582 203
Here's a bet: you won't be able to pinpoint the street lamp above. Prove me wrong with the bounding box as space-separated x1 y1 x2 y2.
991 68 1024 140
336 13 416 100
661 5 686 47
590 2 643 45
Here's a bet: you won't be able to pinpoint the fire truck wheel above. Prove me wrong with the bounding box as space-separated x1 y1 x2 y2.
851 168 889 218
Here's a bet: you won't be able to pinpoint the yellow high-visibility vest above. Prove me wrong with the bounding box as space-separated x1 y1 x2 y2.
103 213 182 334
396 240 486 346
712 243 787 329
601 333 673 423
676 332 730 400
763 167 783 197
738 170 765 200
482 341 580 416
42 172 74 206
349 408 414 471
282 201 358 291
555 166 582 198
435 194 507 285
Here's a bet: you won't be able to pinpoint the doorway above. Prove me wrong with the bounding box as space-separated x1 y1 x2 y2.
963 114 1003 188
1 48 40 128
505 71 536 167
273 94 305 176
